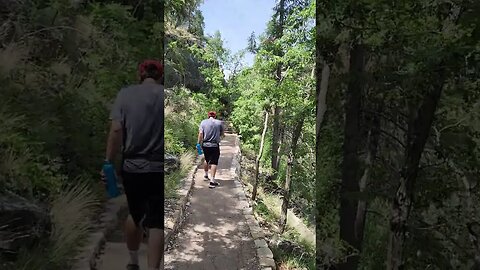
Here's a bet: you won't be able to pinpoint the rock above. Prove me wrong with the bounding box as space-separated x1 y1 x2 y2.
164 56 205 91
258 256 276 268
0 192 51 260
257 247 274 258
269 237 306 257
254 239 268 248
165 154 180 174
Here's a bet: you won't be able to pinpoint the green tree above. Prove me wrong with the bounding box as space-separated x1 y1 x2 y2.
316 0 480 269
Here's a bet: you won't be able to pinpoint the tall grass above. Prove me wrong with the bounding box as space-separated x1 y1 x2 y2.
165 152 195 198
10 181 99 270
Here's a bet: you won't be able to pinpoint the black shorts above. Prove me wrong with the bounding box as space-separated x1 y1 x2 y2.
203 146 220 165
122 171 164 230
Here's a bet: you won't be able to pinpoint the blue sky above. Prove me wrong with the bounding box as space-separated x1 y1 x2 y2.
199 0 276 70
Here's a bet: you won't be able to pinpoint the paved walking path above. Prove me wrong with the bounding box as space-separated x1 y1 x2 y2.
164 134 260 270
95 214 149 269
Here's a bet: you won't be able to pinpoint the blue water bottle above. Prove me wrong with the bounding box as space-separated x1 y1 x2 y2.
103 161 120 198
196 143 203 155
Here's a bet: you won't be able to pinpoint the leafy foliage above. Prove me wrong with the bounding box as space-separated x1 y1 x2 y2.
0 0 163 266
316 0 480 268
231 0 316 226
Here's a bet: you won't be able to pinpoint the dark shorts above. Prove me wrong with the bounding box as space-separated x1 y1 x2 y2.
203 146 220 165
122 171 164 230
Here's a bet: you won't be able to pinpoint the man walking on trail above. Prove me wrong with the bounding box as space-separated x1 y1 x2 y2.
102 60 164 270
197 111 224 188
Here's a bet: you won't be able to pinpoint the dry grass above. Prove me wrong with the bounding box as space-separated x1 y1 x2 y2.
165 152 195 198
179 151 194 173
48 182 99 263
12 181 100 270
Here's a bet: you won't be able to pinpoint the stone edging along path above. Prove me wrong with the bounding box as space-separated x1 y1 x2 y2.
71 195 128 270
71 155 203 270
231 136 277 270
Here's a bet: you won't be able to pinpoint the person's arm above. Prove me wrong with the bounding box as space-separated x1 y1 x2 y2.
197 121 204 145
197 130 203 145
105 90 124 162
105 120 122 162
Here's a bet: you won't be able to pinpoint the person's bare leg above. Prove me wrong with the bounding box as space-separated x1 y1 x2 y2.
203 160 209 180
210 164 218 180
147 228 164 270
125 215 143 264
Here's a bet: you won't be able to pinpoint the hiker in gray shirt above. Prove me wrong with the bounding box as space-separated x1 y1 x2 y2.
197 111 224 188
102 60 164 270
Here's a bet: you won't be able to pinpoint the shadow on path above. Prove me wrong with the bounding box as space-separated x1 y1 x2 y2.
96 215 149 270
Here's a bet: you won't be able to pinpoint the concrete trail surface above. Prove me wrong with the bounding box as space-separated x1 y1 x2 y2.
164 134 260 270
95 224 149 270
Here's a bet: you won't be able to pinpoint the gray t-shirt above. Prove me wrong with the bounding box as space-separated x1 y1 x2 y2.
110 82 164 173
199 118 224 147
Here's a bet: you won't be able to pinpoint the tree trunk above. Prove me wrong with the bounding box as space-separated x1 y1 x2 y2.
337 43 365 270
271 105 282 177
279 117 304 233
270 0 286 180
252 111 269 201
386 4 464 266
279 153 293 234
354 106 381 245
386 78 444 270
316 62 330 137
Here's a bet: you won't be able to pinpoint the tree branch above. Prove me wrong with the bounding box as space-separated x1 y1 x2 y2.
378 128 406 148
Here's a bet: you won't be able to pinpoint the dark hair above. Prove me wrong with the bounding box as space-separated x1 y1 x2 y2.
142 64 162 81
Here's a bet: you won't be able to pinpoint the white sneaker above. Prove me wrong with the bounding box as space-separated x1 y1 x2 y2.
209 181 219 188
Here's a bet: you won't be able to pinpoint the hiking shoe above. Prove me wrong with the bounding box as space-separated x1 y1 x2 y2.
126 264 140 270
209 181 219 188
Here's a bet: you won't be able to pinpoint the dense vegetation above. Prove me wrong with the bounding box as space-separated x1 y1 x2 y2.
316 0 480 269
163 0 223 197
232 1 316 268
165 0 316 269
232 0 316 226
5 0 475 269
0 0 163 268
